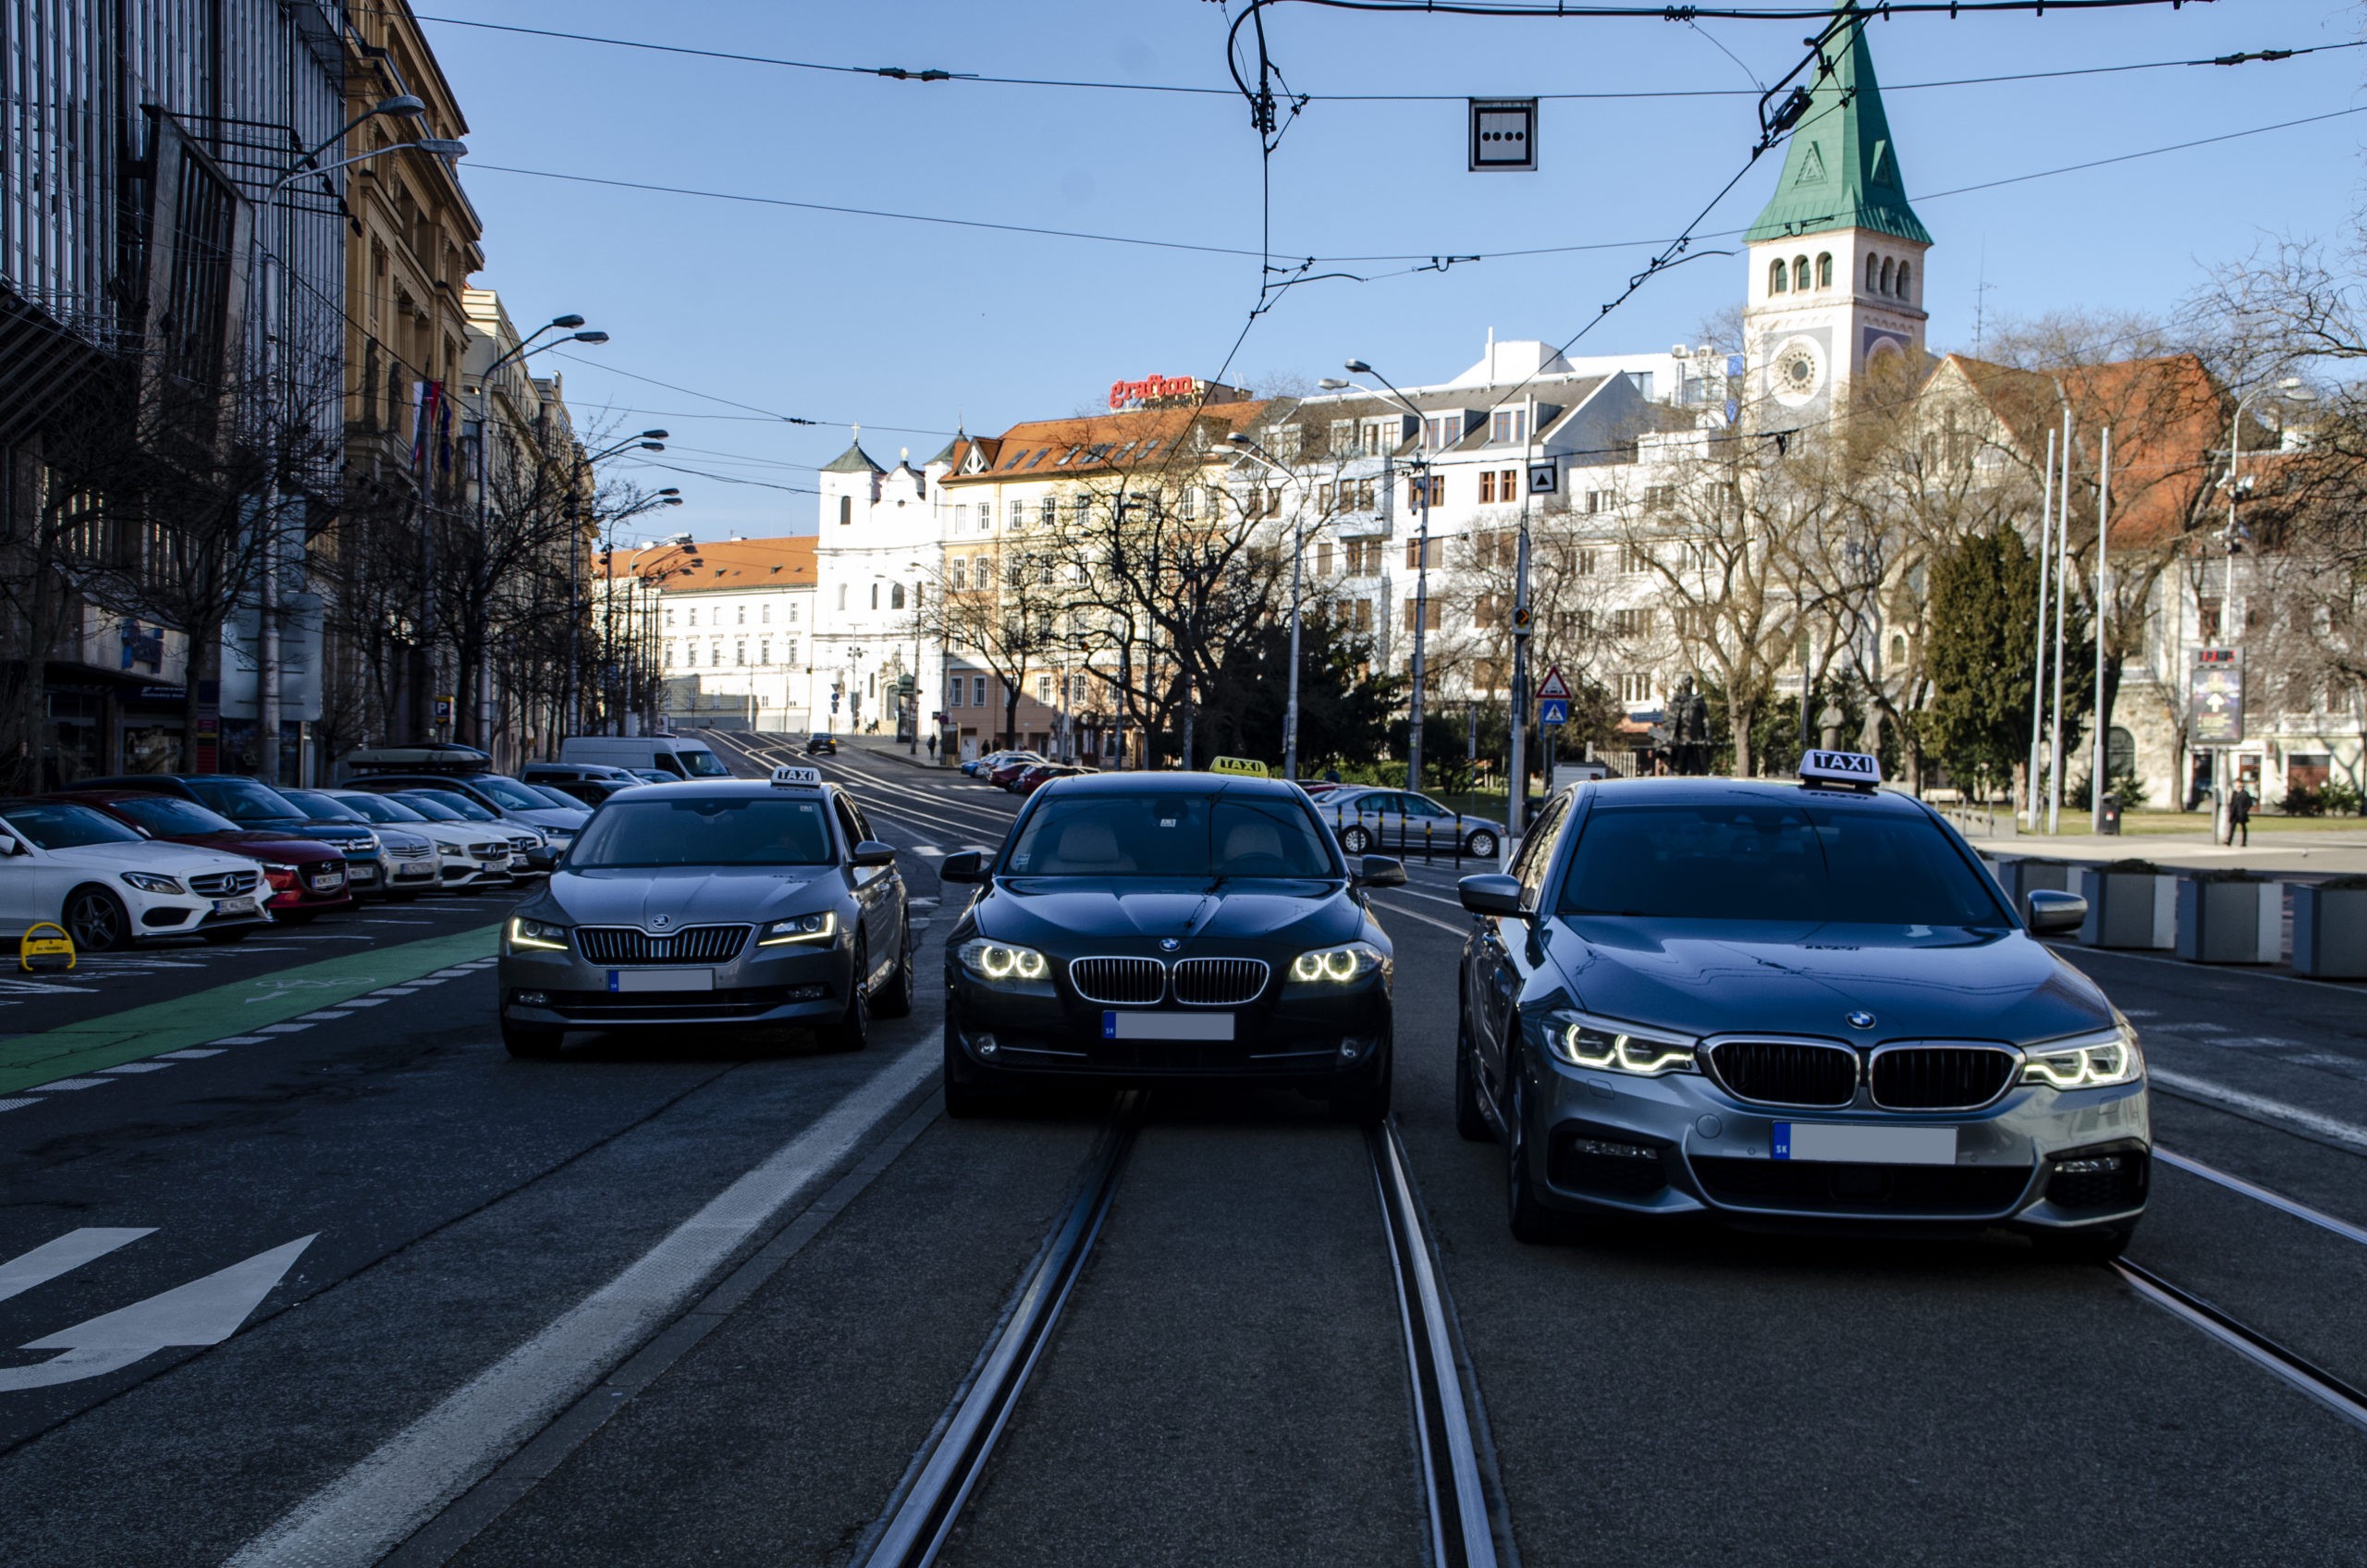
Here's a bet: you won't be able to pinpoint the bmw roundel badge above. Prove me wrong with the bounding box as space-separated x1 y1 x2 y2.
1846 1010 1875 1030
1159 937 1181 952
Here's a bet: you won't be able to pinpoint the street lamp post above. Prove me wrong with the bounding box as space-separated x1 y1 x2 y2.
907 558 926 755
1223 431 1321 779
2207 376 2313 837
1342 361 1432 793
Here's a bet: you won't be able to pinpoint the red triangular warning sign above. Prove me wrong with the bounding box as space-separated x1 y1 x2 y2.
1536 667 1570 700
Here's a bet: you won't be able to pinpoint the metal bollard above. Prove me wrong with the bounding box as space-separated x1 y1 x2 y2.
1424 820 1433 864
1454 814 1463 868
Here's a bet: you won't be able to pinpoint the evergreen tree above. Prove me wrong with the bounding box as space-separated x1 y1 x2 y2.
1924 529 2091 795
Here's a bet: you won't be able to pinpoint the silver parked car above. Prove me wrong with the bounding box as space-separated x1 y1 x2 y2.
1318 787 1504 860
496 766 914 1058
1455 753 2148 1258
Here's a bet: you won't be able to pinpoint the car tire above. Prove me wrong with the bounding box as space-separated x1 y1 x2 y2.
63 886 131 952
1328 1025 1393 1125
1340 825 1372 854
200 926 253 945
1466 829 1500 860
1505 1073 1575 1244
942 1020 1003 1119
873 915 916 1019
502 1019 565 1059
1454 1010 1493 1143
818 938 871 1052
2030 1220 2139 1262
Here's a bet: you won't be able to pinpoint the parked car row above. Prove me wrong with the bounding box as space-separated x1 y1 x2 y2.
961 751 1101 795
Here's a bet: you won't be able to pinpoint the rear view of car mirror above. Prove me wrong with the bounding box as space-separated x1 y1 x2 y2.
1353 855 1406 888
851 839 897 868
2024 888 2087 936
0 835 22 856
939 850 987 883
1458 873 1524 918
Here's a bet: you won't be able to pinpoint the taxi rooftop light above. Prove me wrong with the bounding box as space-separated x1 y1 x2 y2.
1799 749 1881 793
769 765 823 788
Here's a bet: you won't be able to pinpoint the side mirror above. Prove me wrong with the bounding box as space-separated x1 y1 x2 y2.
0 835 21 856
1352 854 1406 888
939 849 987 884
1458 873 1524 918
2025 888 2087 936
851 839 897 868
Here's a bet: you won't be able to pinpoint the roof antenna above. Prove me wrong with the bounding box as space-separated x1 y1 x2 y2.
1971 239 1994 356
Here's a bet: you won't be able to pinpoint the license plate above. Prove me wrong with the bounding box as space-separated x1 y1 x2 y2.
213 895 258 915
1772 1122 1957 1165
1102 1011 1233 1042
608 969 715 993
344 864 371 882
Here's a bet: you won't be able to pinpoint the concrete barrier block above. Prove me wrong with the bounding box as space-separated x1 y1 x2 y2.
2175 876 2280 964
2075 867 2173 949
2292 882 2367 979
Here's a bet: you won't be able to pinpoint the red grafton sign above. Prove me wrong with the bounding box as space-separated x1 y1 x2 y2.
1109 374 1201 410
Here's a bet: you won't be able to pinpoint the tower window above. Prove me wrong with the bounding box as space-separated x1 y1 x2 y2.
1793 256 1809 292
1816 252 1833 288
1866 254 1880 292
1770 259 1787 295
1895 261 1912 301
839 496 852 526
1881 257 1895 296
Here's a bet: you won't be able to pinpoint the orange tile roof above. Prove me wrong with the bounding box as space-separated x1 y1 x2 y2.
596 534 816 586
942 399 1273 486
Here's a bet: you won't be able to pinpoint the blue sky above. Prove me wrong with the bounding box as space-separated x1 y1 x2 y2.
427 0 2367 539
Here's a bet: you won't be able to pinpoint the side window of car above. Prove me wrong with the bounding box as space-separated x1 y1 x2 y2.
849 800 878 844
1511 796 1571 912
832 797 864 859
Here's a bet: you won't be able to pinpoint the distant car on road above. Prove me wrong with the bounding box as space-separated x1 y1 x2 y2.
521 761 641 807
805 732 839 755
556 734 730 780
1454 753 2148 1256
53 790 357 922
1318 787 1504 860
0 798 270 949
497 766 914 1059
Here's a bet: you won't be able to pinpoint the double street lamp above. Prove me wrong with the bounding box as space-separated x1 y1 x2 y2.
1333 359 1435 794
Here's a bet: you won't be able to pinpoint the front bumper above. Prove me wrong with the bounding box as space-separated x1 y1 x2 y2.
946 962 1390 1088
498 931 851 1029
1511 1052 2150 1233
132 891 272 937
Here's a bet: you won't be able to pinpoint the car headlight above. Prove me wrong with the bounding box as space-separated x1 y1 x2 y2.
260 862 297 877
508 915 570 952
121 871 184 894
1286 941 1387 985
2022 1023 2144 1089
957 938 1050 984
1543 1011 1698 1077
758 911 838 946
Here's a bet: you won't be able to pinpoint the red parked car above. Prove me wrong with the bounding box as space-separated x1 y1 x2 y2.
987 758 1039 790
54 790 354 923
1014 764 1093 795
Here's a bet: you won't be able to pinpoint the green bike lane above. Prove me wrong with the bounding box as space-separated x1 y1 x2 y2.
0 921 501 1094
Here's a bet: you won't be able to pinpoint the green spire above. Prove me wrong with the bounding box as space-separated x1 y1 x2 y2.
1743 8 1931 246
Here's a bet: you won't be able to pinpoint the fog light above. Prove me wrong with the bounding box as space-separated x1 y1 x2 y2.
2054 1155 2125 1176
786 984 827 1001
514 990 548 1006
1569 1137 1657 1160
977 1034 999 1057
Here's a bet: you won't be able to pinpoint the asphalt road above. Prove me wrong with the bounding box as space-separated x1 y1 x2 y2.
0 742 2362 1564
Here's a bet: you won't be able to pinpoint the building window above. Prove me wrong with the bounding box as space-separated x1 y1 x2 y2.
1425 414 1458 450
1895 261 1911 300
1621 542 1654 574
1408 473 1442 508
840 496 852 526
1770 258 1787 295
1880 257 1895 296
1404 538 1441 570
973 676 987 706
666 608 676 626
685 643 697 667
790 603 801 624
786 638 798 665
1575 549 1596 576
1613 607 1650 638
1866 253 1881 292
837 584 848 610
951 558 967 592
1618 673 1653 704
1316 540 1334 575
890 582 906 610
685 607 696 628
1036 674 1053 702
1793 256 1809 291
1011 499 1025 530
736 641 747 666
1402 599 1441 632
1478 471 1496 505
1352 599 1373 632
761 604 770 624
1490 410 1526 444
737 605 746 624
710 639 723 665
870 584 879 610
1816 252 1834 288
1040 496 1057 528
759 640 770 665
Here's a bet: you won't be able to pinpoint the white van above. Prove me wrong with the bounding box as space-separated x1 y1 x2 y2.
558 735 732 780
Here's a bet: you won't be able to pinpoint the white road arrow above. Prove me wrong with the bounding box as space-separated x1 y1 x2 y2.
0 1233 315 1392
0 1229 154 1304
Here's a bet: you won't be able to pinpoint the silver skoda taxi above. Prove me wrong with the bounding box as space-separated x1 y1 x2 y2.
1456 752 2147 1258
497 766 914 1058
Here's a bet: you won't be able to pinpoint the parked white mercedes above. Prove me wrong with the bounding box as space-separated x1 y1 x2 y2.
0 798 273 949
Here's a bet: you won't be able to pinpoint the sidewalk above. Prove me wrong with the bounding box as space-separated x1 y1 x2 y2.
838 733 952 773
1951 817 2367 877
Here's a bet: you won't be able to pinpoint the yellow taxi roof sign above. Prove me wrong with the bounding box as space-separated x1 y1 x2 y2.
1208 756 1269 778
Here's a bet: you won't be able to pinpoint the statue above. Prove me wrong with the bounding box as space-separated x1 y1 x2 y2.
1818 702 1846 753
1669 676 1712 776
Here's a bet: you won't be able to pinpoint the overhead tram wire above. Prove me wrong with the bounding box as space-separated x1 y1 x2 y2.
545 351 953 438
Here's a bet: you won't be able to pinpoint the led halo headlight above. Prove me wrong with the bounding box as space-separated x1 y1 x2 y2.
2021 1023 2143 1089
1543 1011 1698 1077
508 914 570 952
120 871 184 894
1287 941 1387 985
759 911 838 946
956 938 1050 984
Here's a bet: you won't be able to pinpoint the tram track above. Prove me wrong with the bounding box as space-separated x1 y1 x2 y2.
856 1098 1505 1568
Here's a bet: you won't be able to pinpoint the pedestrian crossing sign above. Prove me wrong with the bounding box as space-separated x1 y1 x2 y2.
1539 698 1569 727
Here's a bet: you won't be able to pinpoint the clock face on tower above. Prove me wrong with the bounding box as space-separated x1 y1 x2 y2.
1773 337 1823 406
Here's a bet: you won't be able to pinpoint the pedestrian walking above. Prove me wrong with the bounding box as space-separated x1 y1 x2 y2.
926 732 938 761
2229 781 2253 848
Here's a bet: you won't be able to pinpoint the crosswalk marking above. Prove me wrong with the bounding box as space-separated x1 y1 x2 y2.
100 1063 173 1074
212 1035 272 1045
160 1049 225 1060
0 1099 34 1112
32 1078 115 1092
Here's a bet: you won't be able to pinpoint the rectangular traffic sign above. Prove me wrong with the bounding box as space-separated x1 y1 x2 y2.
1539 698 1569 727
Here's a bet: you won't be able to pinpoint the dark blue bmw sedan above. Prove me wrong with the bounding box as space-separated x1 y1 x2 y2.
1455 753 2147 1257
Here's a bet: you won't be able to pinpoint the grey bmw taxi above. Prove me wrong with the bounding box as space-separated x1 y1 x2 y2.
497 766 913 1058
1456 752 2147 1257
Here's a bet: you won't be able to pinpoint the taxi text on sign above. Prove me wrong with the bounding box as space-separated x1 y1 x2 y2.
1208 756 1269 778
1800 750 1882 787
769 766 823 787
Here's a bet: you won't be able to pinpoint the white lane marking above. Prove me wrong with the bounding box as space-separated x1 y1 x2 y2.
256 1023 313 1035
1367 896 1469 939
2150 1067 2367 1153
297 1011 352 1022
340 998 389 1008
2120 1008 2161 1018
161 1048 226 1059
212 1035 272 1045
362 920 433 926
913 845 944 858
370 988 422 998
431 968 474 978
99 1063 173 1074
0 1234 315 1393
2044 939 2363 992
407 978 450 987
31 1079 116 1092
0 1099 38 1111
2155 1147 2367 1248
0 1229 154 1304
227 1045 935 1568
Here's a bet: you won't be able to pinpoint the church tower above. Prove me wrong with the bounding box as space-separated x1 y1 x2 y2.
1741 6 1932 424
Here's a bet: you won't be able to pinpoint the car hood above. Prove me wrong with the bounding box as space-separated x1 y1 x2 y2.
238 819 375 849
537 866 843 927
978 876 1363 954
183 829 343 862
48 839 257 877
510 807 586 830
1544 917 2113 1047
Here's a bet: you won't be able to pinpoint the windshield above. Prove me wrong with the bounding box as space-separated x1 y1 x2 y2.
405 790 496 823
676 749 730 778
1 802 145 850
281 790 366 823
334 793 425 825
529 784 585 808
1006 792 1339 878
566 796 832 867
1556 800 2008 926
467 776 550 811
186 777 306 825
94 795 239 836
